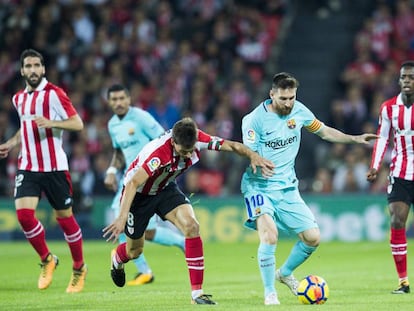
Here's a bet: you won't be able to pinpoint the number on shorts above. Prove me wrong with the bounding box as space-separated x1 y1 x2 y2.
127 212 134 226
15 174 24 188
245 194 264 217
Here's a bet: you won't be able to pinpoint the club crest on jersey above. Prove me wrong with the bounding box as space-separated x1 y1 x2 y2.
246 129 255 142
128 128 135 135
287 119 296 129
148 157 161 171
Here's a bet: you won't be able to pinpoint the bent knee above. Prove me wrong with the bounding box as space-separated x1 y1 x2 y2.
306 238 320 248
145 229 156 241
300 228 321 247
128 248 143 259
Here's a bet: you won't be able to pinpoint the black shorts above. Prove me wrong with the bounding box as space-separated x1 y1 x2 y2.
125 182 190 239
387 176 414 206
14 170 73 210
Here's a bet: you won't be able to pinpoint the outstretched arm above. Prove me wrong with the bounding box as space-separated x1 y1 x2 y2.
221 140 275 177
315 125 379 144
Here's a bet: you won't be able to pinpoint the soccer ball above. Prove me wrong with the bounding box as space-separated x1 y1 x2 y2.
297 275 329 305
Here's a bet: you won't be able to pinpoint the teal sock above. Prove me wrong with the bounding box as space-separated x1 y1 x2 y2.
153 227 185 251
118 233 127 244
132 254 151 274
280 240 317 276
258 243 276 296
118 233 152 274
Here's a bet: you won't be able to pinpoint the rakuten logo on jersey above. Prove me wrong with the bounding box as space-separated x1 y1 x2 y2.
265 136 297 149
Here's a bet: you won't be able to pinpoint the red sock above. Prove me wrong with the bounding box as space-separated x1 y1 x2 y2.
114 243 130 264
57 216 84 270
16 209 49 260
390 228 407 280
185 237 204 290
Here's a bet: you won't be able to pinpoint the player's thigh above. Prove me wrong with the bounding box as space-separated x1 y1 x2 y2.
156 183 192 228
165 203 196 232
14 170 42 209
15 197 39 210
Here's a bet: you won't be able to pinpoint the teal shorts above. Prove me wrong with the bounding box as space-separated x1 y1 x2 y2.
243 187 318 234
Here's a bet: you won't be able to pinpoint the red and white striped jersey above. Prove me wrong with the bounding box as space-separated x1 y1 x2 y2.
124 129 224 195
370 94 414 180
12 78 78 172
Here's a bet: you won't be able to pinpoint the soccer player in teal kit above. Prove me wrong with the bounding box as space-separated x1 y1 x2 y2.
104 84 184 285
241 72 378 305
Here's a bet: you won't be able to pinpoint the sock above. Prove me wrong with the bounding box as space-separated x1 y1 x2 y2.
258 243 276 297
153 227 185 251
112 242 130 269
118 233 151 274
57 216 84 270
132 254 152 275
390 228 408 282
185 236 204 291
118 233 127 244
16 209 49 260
191 289 203 300
280 240 317 276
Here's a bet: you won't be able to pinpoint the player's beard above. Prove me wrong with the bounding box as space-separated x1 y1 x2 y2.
276 106 292 116
25 73 43 89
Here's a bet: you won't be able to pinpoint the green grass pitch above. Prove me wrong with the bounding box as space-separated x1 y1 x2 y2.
0 239 412 310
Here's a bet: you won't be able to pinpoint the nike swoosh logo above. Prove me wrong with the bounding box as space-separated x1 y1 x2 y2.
266 131 276 135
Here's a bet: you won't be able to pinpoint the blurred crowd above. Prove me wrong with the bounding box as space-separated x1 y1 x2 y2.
0 0 286 208
311 0 414 194
0 0 413 207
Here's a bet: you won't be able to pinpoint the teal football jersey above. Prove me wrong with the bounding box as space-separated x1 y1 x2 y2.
108 107 165 166
241 99 322 191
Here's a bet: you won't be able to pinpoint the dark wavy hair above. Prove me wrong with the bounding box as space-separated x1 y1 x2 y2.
172 117 198 149
107 84 129 99
20 49 44 67
272 72 299 89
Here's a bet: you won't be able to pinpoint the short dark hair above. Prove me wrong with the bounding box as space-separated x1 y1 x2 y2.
20 49 44 67
401 61 414 69
107 84 129 99
272 72 299 89
172 117 197 149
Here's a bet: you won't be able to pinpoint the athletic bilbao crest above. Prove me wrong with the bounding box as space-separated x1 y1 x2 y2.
287 119 296 129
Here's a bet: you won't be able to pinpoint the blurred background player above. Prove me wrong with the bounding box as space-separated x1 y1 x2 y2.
104 84 185 286
241 72 378 305
367 61 414 294
0 49 87 293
